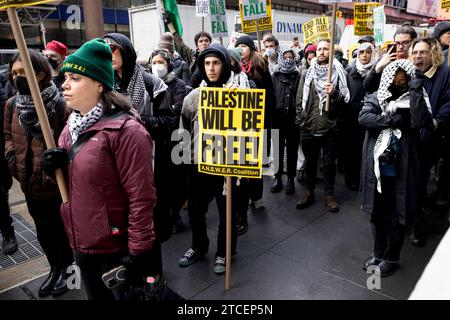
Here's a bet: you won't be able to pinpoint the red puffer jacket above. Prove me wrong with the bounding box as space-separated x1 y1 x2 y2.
58 113 156 255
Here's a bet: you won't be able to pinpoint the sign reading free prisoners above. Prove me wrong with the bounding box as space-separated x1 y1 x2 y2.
239 0 272 34
442 0 450 9
198 88 265 178
0 0 54 9
354 2 381 36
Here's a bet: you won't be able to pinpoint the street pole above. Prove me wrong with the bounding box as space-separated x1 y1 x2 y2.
7 8 69 203
325 3 337 113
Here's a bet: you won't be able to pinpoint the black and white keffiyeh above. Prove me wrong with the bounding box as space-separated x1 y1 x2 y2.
273 49 298 74
15 82 59 137
355 43 376 78
68 102 104 144
115 64 147 110
373 59 432 193
302 57 350 115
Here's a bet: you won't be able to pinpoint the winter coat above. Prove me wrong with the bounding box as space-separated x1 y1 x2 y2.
3 95 67 198
58 112 156 255
295 72 346 135
359 92 432 225
188 68 203 89
173 31 200 75
173 54 190 83
271 70 300 128
165 76 188 125
0 83 11 191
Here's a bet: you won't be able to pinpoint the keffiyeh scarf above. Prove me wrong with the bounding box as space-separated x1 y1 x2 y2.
355 43 376 78
273 49 298 74
373 59 432 193
115 64 146 110
16 82 59 137
302 57 350 115
68 102 104 144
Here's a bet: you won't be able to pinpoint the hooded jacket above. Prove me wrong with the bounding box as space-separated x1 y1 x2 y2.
196 44 231 88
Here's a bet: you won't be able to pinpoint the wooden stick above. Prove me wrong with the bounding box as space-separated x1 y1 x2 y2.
256 20 262 52
225 176 232 290
325 3 337 113
7 8 69 203
219 37 223 46
202 16 205 32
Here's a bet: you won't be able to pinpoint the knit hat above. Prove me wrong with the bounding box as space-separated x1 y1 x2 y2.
433 21 450 40
61 38 114 91
235 35 257 51
304 44 317 55
227 47 242 64
158 32 175 53
45 40 68 57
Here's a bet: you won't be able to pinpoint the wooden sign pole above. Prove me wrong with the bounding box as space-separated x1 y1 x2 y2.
325 3 337 112
225 176 232 290
256 20 262 52
7 7 69 203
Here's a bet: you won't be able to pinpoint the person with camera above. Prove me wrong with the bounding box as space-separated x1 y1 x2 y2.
41 39 157 300
359 59 432 277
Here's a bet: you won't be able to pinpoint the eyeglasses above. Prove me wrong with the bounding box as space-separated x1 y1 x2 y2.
109 44 120 54
395 40 411 47
411 50 430 56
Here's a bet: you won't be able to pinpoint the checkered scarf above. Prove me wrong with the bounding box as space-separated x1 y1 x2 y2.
115 64 147 110
68 102 104 144
273 49 298 74
355 43 376 78
303 57 350 115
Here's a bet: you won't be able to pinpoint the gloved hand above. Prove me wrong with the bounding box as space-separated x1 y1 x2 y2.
41 148 68 178
120 252 154 285
409 70 426 91
162 12 171 25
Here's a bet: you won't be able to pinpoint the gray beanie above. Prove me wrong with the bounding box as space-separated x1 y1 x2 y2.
433 21 450 41
158 32 175 53
227 47 242 64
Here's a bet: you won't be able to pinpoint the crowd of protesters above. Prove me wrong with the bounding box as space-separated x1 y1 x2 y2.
1 16 450 299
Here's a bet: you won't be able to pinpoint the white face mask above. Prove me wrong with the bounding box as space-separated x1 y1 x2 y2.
152 64 168 78
265 48 276 58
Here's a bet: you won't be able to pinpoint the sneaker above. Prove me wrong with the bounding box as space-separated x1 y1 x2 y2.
214 256 226 274
179 248 205 267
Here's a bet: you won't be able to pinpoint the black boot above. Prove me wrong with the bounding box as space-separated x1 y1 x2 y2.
51 270 69 297
236 216 248 236
285 177 295 194
38 270 59 297
172 216 185 234
2 228 18 255
270 176 283 193
409 227 426 247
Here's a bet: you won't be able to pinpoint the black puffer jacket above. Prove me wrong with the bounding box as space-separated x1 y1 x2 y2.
271 70 300 128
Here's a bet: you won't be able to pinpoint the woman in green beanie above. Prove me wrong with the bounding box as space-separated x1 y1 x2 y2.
41 38 158 300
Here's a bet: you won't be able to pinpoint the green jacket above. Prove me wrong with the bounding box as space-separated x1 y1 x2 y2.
295 72 346 135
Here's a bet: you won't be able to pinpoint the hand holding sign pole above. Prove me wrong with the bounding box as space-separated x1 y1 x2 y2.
6 4 69 203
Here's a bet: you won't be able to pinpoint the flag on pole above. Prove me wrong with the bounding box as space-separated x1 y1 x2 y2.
163 0 183 36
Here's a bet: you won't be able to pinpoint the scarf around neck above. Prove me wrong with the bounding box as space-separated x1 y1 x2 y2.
15 82 59 137
241 59 252 74
302 57 350 115
68 102 104 144
355 43 376 78
273 49 298 74
115 64 146 110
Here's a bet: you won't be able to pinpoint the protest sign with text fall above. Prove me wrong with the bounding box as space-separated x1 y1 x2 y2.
302 16 330 45
210 0 228 38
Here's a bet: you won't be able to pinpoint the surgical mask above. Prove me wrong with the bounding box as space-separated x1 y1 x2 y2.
265 48 276 58
47 57 59 70
14 76 31 95
152 64 168 79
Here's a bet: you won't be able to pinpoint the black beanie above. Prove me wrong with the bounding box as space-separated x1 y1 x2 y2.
433 21 450 41
235 35 257 51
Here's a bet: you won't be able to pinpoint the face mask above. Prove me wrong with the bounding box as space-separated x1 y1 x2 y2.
14 76 31 95
265 48 276 58
389 84 408 98
47 57 59 70
152 64 168 79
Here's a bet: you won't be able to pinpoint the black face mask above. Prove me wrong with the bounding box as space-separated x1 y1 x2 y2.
14 76 31 95
47 57 59 70
389 84 408 99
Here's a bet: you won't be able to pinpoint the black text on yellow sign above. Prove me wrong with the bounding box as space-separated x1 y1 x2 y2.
354 2 381 36
301 16 330 45
0 0 54 10
239 0 272 34
443 0 450 9
198 87 265 179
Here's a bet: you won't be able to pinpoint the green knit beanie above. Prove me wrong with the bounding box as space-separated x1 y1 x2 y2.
61 38 114 91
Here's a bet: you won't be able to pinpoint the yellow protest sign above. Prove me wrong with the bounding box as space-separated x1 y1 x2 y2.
198 87 266 178
301 16 330 45
0 0 55 9
442 0 450 9
239 0 272 34
354 2 381 36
